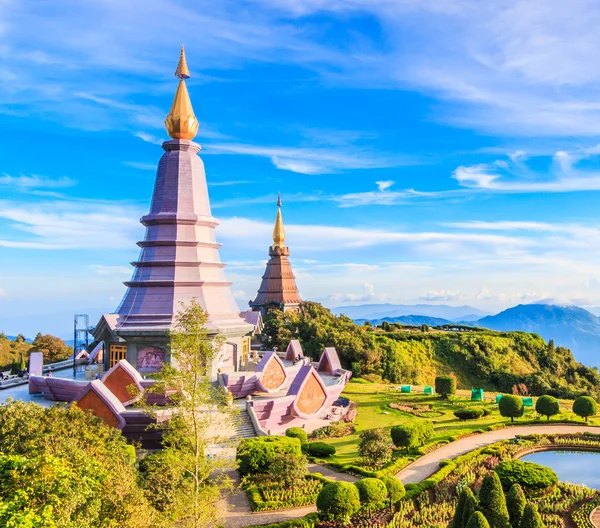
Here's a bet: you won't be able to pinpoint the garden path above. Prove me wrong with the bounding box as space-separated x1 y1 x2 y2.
397 424 600 484
591 506 600 527
221 463 357 528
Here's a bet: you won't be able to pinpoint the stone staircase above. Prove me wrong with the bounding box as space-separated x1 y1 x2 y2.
231 408 256 441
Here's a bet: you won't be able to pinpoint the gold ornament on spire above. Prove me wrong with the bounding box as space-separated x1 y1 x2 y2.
272 193 285 248
165 45 198 140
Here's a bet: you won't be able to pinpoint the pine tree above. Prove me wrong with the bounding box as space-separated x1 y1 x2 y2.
519 503 546 528
19 353 26 372
479 472 510 528
466 511 492 528
507 484 527 527
462 487 478 528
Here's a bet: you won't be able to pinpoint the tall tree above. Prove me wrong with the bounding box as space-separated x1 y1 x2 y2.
149 300 236 528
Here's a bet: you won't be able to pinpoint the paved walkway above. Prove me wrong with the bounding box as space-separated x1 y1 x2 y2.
591 506 600 528
221 463 357 528
397 424 600 484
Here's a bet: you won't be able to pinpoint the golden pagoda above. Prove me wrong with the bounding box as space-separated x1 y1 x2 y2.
165 45 199 140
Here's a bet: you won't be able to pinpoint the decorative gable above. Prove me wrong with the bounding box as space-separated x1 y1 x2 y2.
285 339 304 362
317 347 342 375
288 365 328 419
101 359 145 406
74 380 127 429
256 351 288 393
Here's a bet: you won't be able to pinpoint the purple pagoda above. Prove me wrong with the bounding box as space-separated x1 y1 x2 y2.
93 47 255 376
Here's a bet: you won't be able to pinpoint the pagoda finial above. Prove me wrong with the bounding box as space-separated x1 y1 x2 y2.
165 45 198 140
272 194 285 248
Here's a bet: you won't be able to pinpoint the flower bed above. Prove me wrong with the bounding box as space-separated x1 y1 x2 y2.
388 402 444 418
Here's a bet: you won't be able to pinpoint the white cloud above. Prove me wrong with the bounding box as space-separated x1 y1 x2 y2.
122 162 156 171
0 174 76 190
376 180 394 191
420 290 465 302
135 132 164 145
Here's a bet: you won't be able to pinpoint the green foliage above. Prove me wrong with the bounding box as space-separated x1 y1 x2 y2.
506 484 527 528
358 428 392 467
378 475 405 508
499 395 524 422
462 488 479 528
266 454 309 488
453 487 474 528
286 427 308 445
479 472 510 528
495 460 558 493
518 503 545 528
245 513 319 528
573 396 598 422
390 421 434 451
306 442 336 458
354 478 387 511
31 333 73 363
316 481 360 524
535 396 560 421
466 511 492 528
245 475 326 512
435 376 457 398
454 407 485 420
237 436 302 476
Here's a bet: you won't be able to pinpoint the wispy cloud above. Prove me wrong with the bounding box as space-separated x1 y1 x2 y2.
122 162 156 171
0 174 76 190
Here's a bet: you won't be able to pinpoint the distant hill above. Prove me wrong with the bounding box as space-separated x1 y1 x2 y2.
476 304 600 367
356 315 455 327
332 303 489 321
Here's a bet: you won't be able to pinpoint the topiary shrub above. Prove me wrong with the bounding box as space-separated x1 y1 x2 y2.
354 478 388 511
494 460 558 493
306 442 336 458
499 395 524 423
479 471 510 528
461 487 478 528
535 395 560 421
237 436 302 476
454 487 475 528
286 427 308 445
519 503 545 528
573 396 598 423
390 421 434 452
316 481 360 524
454 408 485 421
435 376 456 399
379 475 405 509
466 511 491 528
506 484 527 527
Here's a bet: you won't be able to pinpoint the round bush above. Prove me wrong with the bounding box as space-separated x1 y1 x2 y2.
573 396 598 422
535 395 560 421
498 395 524 422
390 421 433 451
435 376 456 399
307 441 336 458
379 475 405 507
354 478 388 509
454 408 485 421
236 436 302 476
316 481 361 522
286 427 308 445
494 460 558 493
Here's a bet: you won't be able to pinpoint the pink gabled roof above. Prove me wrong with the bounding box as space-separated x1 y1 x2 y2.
285 339 303 361
317 347 342 374
74 380 127 430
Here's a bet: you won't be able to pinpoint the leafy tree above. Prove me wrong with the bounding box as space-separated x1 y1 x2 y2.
435 375 456 399
499 395 524 423
0 332 6 339
379 475 405 509
519 503 545 528
316 481 360 525
19 353 26 372
149 300 237 528
467 511 492 528
506 484 527 528
237 436 302 475
573 396 598 422
354 478 387 512
31 334 72 362
535 395 560 421
358 428 391 467
15 334 25 343
9 358 18 375
479 472 510 528
267 453 308 488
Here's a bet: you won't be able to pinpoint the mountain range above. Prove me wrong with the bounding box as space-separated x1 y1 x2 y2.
335 303 600 368
331 303 488 321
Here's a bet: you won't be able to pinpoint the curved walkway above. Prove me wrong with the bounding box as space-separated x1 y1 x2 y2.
591 507 600 527
397 424 600 484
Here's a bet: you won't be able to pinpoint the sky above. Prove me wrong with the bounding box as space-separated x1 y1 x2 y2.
4 0 600 337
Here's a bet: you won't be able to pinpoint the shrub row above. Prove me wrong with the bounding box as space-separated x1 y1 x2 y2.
246 513 319 528
237 436 302 476
390 420 434 451
246 474 331 512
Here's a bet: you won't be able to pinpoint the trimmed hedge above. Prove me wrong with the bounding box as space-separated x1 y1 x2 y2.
499 395 524 422
316 481 361 523
286 427 308 445
237 436 302 476
246 513 319 528
573 396 598 422
245 474 330 512
494 460 558 493
435 375 456 398
535 395 560 420
306 441 336 458
354 478 388 510
379 475 405 507
454 408 485 421
390 421 434 451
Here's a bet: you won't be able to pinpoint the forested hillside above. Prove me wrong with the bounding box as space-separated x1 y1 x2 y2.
263 302 600 400
0 332 72 372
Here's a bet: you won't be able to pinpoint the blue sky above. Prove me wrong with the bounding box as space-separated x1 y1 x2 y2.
4 0 600 337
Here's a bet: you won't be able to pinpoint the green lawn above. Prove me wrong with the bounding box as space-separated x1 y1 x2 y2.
323 380 600 467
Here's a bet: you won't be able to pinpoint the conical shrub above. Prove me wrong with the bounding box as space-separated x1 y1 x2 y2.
507 484 527 527
462 487 478 528
479 472 510 528
519 503 546 528
466 511 492 528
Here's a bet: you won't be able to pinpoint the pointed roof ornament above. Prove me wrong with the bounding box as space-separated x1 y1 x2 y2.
165 45 198 140
272 193 285 248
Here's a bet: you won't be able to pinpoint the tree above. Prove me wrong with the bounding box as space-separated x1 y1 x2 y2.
454 487 476 528
462 487 478 528
379 475 405 509
467 512 492 528
31 334 72 363
267 454 308 488
535 395 560 421
479 472 510 528
435 375 456 399
316 481 360 525
15 334 25 343
506 484 527 528
519 503 545 528
573 396 598 422
358 428 392 467
354 478 387 512
149 300 237 528
19 353 26 372
499 395 524 423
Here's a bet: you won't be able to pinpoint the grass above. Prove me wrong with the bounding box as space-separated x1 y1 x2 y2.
322 380 600 467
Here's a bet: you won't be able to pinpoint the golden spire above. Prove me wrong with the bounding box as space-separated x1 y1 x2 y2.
272 193 285 248
165 45 198 140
